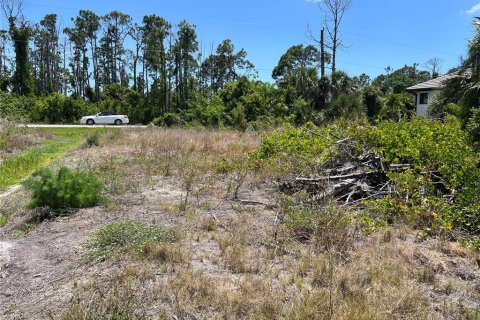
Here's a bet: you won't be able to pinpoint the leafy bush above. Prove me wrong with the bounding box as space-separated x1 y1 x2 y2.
85 131 100 147
0 92 34 122
251 119 368 166
151 112 183 127
85 220 175 260
24 167 103 209
31 93 98 124
377 92 415 121
326 94 365 120
254 118 480 237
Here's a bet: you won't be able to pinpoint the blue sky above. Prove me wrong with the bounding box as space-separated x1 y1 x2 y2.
11 0 480 81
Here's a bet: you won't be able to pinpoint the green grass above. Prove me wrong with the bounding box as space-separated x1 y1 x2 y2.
0 128 95 190
85 220 175 261
0 211 13 227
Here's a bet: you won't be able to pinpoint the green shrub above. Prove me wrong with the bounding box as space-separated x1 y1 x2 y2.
254 118 480 238
24 167 103 209
85 220 175 260
85 131 100 147
326 93 365 120
31 93 98 124
251 119 368 167
151 112 183 127
0 92 34 122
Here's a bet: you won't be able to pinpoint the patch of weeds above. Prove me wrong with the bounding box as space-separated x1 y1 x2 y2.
0 211 13 227
3 303 16 316
12 223 35 238
287 290 331 320
281 193 352 253
141 242 186 265
166 269 217 317
460 236 480 251
179 163 199 212
444 282 455 295
85 131 100 147
224 244 247 273
24 167 103 210
0 128 87 190
61 266 155 320
85 220 175 261
200 217 217 231
357 213 390 235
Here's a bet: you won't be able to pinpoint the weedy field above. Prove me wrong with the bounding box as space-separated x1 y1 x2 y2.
0 125 480 320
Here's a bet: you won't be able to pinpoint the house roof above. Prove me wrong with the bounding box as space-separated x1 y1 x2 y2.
406 73 458 91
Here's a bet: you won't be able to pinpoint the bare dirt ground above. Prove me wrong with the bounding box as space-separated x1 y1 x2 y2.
1 128 479 320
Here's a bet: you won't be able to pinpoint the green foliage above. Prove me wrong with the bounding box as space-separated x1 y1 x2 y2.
31 93 98 124
372 64 430 94
0 128 88 190
85 220 175 260
427 100 460 120
186 94 224 127
272 44 320 104
9 20 34 96
378 92 415 121
254 118 480 238
362 85 383 119
252 120 367 164
0 92 34 121
85 131 100 147
101 84 145 123
0 211 13 227
368 118 476 189
288 98 312 124
280 193 351 251
151 112 183 127
24 167 103 209
326 93 365 120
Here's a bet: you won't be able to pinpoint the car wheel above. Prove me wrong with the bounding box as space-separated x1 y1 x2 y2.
114 119 123 125
86 119 95 125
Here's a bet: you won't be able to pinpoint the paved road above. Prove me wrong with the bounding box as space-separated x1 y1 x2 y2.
23 124 147 128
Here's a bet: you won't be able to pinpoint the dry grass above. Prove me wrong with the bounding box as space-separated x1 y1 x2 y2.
2 127 480 319
0 123 51 159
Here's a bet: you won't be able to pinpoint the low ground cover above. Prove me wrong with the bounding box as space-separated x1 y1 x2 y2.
0 126 479 319
0 128 94 190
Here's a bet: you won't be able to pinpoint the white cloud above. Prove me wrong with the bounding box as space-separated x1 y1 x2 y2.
467 3 480 14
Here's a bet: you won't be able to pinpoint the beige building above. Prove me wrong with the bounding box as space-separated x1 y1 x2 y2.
406 73 457 116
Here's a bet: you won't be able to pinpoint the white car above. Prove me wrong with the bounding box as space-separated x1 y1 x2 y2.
80 112 129 125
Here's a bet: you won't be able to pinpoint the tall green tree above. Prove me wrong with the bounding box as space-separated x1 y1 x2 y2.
141 14 171 113
33 13 60 95
9 19 33 95
272 44 320 107
199 39 254 93
173 20 198 110
99 11 132 86
372 64 430 94
74 10 100 100
64 18 88 98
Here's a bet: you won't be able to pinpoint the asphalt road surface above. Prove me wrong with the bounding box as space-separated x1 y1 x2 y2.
23 124 147 128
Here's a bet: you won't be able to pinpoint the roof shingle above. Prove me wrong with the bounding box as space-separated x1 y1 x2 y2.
406 73 458 91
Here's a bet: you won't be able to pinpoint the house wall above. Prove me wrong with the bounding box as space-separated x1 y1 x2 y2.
415 90 438 116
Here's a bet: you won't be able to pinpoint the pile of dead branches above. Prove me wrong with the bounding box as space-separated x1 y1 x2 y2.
278 131 449 206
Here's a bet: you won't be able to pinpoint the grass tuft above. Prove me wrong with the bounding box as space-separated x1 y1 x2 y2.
85 220 175 261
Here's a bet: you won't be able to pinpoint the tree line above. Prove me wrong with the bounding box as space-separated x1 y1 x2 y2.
0 0 462 127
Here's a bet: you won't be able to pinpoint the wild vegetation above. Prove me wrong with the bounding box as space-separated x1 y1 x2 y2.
0 126 479 319
1 0 480 319
0 127 92 190
0 0 445 128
